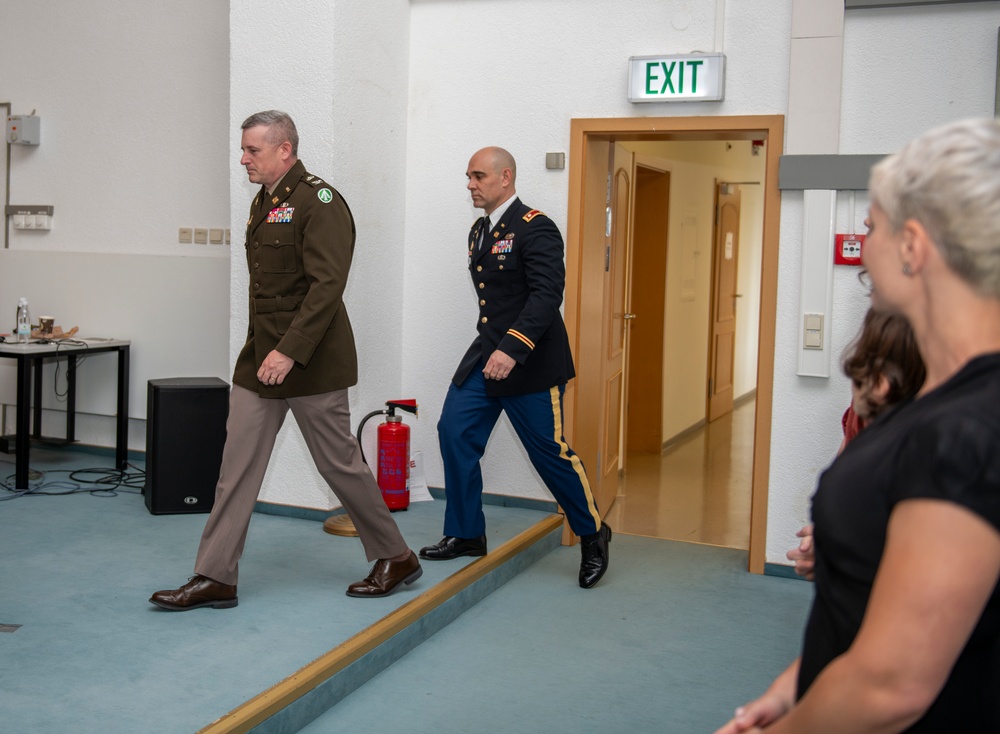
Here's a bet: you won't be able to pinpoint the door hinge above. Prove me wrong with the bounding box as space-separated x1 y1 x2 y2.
605 245 611 272
708 378 713 397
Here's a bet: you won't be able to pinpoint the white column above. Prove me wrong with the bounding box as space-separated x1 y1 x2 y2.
788 0 844 377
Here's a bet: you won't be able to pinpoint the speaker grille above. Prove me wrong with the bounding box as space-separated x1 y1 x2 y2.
144 377 229 515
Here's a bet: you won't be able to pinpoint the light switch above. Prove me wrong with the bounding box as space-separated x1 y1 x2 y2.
194 228 208 244
34 214 50 230
209 228 224 244
803 313 824 350
178 227 193 243
225 229 231 244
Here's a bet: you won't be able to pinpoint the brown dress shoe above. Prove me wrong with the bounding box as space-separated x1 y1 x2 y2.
346 550 422 598
149 575 238 611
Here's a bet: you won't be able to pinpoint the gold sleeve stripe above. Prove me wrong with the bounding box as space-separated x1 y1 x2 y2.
508 329 535 349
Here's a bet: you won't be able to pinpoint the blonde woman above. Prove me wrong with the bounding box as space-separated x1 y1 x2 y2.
717 118 1000 733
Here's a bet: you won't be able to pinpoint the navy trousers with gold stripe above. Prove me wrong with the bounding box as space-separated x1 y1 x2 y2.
438 365 602 539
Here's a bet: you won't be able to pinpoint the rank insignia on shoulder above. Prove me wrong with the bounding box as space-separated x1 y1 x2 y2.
523 209 544 222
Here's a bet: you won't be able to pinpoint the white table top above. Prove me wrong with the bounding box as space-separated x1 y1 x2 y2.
0 338 131 356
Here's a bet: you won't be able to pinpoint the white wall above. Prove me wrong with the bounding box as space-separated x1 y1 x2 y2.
0 1 231 447
230 0 412 509
0 251 228 448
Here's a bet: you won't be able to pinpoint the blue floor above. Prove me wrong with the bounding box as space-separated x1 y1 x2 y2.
0 446 813 733
302 533 811 734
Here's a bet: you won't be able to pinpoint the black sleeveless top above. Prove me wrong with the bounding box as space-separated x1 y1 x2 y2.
800 353 1000 731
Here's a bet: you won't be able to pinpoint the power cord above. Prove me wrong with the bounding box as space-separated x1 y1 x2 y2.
0 462 146 500
52 338 91 400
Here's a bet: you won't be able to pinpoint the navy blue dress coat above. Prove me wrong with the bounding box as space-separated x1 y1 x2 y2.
452 197 576 397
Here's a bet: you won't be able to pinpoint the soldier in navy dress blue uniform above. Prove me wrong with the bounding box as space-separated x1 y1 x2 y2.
420 147 612 588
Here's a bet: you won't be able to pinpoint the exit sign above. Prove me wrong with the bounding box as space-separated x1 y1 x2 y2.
628 53 726 103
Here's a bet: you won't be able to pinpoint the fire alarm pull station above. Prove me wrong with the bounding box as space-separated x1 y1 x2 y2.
834 233 864 266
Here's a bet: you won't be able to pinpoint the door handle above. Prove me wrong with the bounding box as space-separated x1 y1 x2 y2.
623 313 636 320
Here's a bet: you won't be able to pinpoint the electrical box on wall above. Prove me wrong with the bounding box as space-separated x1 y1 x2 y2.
5 205 53 230
6 115 40 145
834 233 864 266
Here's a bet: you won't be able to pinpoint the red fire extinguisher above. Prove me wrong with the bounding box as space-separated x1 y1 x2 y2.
357 399 418 512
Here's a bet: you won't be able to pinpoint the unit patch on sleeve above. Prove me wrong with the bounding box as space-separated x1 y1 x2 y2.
266 207 294 223
317 188 334 203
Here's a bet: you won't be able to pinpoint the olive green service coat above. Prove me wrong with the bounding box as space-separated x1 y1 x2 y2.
233 159 359 397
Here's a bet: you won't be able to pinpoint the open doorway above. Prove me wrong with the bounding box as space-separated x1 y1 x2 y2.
562 116 783 574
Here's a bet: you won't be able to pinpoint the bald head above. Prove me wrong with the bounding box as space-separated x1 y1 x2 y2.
467 147 517 214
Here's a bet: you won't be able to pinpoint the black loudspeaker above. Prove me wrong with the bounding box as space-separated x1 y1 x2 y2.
144 377 229 515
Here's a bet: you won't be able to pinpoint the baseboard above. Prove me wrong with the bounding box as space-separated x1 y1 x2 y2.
253 490 559 524
4 441 147 463
763 562 805 580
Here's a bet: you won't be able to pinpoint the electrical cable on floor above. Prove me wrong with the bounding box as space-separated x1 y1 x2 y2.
0 462 146 500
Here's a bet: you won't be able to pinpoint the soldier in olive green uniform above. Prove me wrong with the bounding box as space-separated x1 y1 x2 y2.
151 111 421 611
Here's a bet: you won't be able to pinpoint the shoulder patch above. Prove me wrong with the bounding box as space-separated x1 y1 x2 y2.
317 188 334 204
523 209 545 222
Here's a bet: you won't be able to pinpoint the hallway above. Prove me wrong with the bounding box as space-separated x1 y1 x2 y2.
605 397 755 549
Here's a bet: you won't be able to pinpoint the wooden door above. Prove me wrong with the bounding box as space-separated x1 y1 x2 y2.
598 142 633 503
566 138 632 522
707 182 741 422
625 165 669 452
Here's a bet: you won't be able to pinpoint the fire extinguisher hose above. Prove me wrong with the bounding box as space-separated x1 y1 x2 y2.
355 409 387 466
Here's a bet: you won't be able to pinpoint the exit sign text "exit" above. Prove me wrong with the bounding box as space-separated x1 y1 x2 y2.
628 53 725 103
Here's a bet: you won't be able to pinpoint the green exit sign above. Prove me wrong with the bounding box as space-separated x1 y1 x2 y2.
628 53 725 103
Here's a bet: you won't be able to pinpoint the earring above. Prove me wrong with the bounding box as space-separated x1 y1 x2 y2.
902 262 912 276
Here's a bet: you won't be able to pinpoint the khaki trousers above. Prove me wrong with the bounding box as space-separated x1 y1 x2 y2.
194 385 408 585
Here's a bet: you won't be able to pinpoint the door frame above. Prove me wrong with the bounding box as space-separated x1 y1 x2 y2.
563 115 783 574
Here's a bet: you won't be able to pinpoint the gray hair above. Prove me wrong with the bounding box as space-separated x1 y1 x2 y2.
869 117 1000 297
241 110 299 157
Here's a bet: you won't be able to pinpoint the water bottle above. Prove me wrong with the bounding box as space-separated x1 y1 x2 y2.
16 297 30 343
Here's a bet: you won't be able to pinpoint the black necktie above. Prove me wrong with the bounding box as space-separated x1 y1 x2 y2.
480 216 490 251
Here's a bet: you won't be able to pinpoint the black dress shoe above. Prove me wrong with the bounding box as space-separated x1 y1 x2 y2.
579 522 612 589
149 575 238 611
346 550 423 598
419 535 487 560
